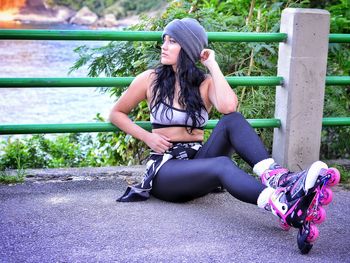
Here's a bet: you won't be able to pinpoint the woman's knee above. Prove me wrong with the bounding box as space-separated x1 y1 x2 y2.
211 156 238 175
222 111 246 124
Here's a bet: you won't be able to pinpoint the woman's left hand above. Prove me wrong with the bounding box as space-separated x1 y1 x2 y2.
200 49 216 68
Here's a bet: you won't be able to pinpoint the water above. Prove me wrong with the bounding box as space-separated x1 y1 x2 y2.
0 22 117 126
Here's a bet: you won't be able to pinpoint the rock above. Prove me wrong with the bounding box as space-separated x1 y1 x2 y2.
52 5 75 23
115 14 140 27
97 13 119 27
69 6 98 26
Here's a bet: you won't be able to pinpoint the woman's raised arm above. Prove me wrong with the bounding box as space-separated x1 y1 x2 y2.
201 49 238 114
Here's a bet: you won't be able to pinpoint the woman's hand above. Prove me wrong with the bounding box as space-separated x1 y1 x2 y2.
200 49 217 68
144 132 173 154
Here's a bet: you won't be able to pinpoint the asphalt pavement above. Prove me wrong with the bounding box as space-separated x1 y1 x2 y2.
1 176 349 263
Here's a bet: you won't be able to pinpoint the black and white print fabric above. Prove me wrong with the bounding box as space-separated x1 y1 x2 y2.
117 142 202 202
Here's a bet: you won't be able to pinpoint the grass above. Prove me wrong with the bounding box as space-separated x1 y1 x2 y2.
0 169 26 184
332 164 350 189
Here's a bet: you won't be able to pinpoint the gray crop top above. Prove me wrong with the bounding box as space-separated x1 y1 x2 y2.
150 101 208 129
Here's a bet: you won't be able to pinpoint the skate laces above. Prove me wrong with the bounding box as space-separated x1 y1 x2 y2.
261 163 289 188
279 170 304 188
285 170 309 200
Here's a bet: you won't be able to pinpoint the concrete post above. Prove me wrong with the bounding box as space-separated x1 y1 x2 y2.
272 8 330 171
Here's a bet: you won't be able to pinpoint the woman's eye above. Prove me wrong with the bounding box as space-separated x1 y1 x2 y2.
161 38 176 45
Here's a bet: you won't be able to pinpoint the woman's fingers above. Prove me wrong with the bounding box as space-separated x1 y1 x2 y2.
200 49 216 66
200 49 210 61
159 138 172 152
158 134 173 148
150 133 172 153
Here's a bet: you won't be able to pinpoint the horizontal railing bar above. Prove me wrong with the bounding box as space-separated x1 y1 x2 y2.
0 119 281 135
0 77 283 87
325 76 350 85
1 118 350 135
0 30 348 43
0 76 349 88
0 77 134 87
322 117 350 126
329 34 350 43
206 32 287 42
0 30 287 42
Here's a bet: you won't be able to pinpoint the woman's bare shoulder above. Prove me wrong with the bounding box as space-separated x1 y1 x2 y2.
129 69 156 93
199 74 212 89
200 74 212 86
138 69 156 100
133 69 155 82
204 73 213 81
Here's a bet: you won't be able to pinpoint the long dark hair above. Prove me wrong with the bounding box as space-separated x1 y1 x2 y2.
150 49 206 133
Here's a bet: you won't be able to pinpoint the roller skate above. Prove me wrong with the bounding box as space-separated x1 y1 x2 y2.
267 161 340 254
260 161 334 231
260 164 309 234
296 165 340 254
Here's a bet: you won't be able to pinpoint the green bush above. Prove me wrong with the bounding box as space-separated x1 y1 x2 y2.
69 0 284 165
0 170 25 184
0 132 123 170
67 0 350 165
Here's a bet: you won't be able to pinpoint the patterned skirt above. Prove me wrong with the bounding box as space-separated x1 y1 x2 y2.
117 142 202 202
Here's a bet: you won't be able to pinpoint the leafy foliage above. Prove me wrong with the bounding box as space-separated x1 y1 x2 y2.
0 133 120 170
69 0 350 164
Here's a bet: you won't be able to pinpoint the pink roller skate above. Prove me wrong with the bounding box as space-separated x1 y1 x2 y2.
267 161 340 254
261 163 317 232
296 166 340 254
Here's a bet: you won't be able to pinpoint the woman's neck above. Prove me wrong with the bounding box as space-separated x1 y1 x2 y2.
172 64 177 72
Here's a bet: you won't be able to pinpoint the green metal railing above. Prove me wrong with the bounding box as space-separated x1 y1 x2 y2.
1 117 350 135
0 76 349 88
0 76 283 87
0 29 349 43
0 29 349 135
0 119 281 135
0 30 287 42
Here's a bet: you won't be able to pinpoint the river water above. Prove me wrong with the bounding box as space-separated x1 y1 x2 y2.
0 22 116 126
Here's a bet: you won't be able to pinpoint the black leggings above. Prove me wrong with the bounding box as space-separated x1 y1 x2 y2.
151 112 269 203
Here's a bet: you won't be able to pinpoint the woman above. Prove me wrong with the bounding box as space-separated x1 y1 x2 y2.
110 18 330 229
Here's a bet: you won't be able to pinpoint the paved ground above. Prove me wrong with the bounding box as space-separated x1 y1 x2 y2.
1 176 350 263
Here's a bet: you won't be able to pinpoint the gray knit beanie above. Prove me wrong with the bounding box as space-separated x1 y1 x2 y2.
162 18 208 63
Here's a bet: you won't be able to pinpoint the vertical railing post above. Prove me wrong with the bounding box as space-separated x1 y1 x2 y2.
272 8 330 171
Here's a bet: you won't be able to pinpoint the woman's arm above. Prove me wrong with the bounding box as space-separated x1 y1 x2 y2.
109 69 172 153
201 49 238 114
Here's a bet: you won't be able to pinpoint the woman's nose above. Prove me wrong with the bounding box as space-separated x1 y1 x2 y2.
161 41 168 50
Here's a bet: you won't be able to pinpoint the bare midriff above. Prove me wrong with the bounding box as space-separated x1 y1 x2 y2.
152 127 204 142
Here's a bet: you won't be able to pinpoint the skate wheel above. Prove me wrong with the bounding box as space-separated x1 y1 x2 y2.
306 224 319 243
313 206 326 224
279 219 291 231
297 227 313 254
319 187 333 206
327 168 340 186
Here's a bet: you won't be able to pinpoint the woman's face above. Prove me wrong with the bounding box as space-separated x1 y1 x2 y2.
161 35 181 66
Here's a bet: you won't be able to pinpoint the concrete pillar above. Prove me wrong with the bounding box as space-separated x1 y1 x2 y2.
272 8 330 171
